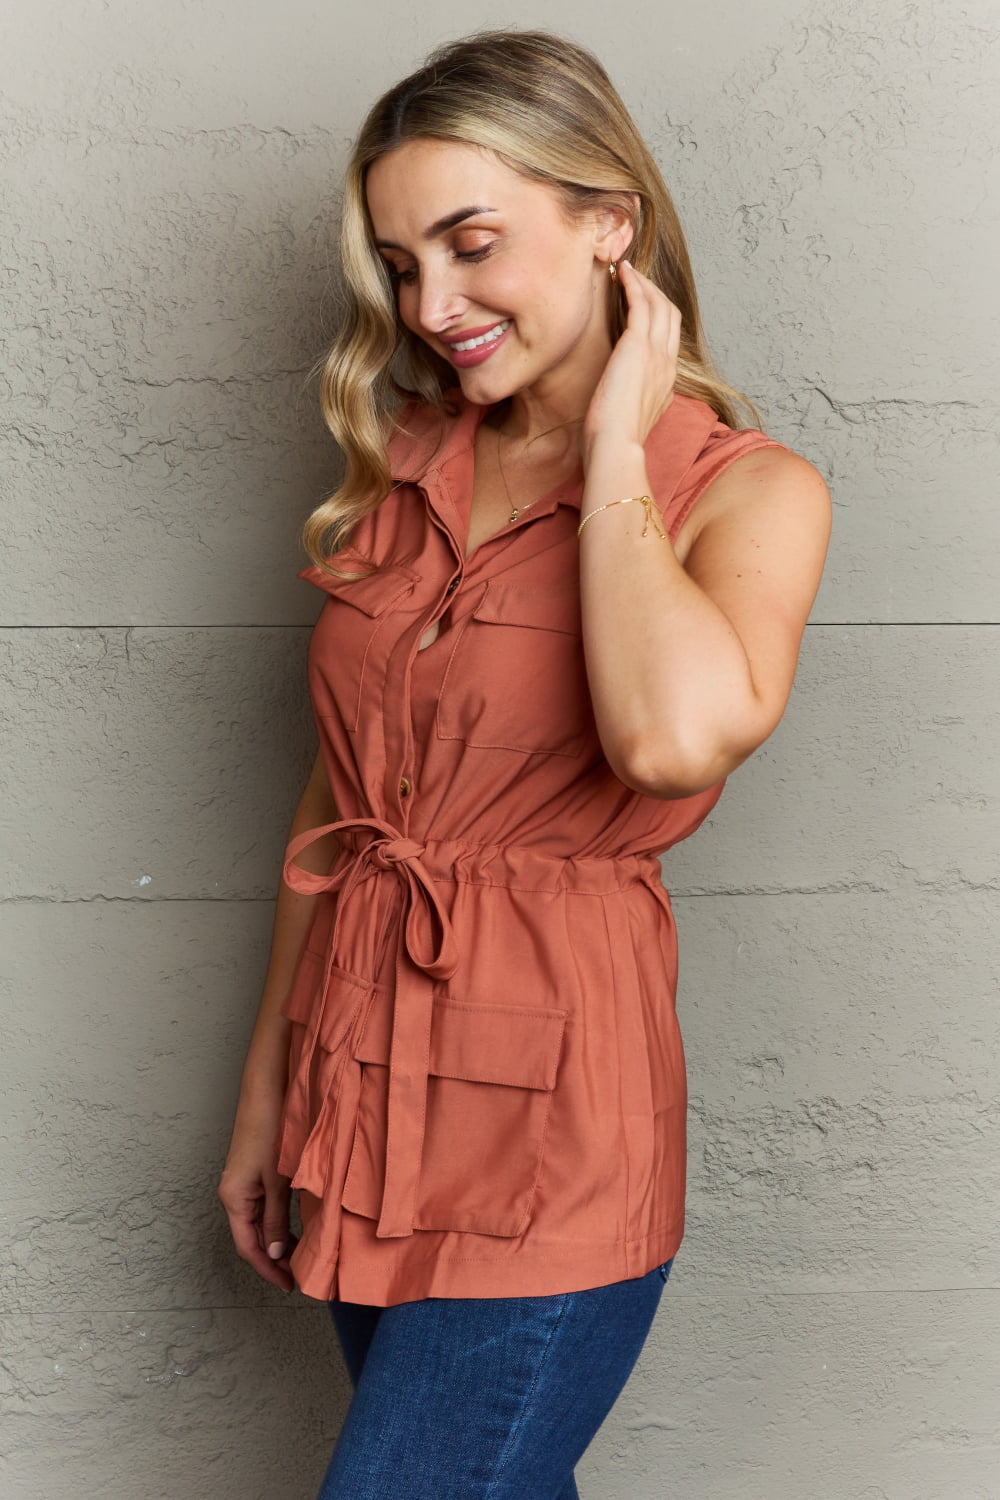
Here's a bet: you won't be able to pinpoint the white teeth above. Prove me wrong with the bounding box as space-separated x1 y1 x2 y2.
452 320 510 352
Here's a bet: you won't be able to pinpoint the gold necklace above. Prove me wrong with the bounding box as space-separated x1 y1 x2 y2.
493 418 581 524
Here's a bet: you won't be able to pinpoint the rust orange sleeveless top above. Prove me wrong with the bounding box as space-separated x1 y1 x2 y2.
278 390 789 1305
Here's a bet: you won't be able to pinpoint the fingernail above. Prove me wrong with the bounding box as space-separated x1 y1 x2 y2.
267 1241 287 1259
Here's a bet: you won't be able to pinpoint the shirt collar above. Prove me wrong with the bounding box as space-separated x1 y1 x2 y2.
387 385 724 521
387 389 481 486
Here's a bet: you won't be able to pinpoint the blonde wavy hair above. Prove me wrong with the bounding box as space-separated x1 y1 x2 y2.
303 28 764 570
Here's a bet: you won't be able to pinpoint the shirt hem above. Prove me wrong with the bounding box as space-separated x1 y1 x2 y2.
290 1218 685 1306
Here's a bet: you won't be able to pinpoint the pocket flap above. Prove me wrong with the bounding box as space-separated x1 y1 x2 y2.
298 555 418 615
353 990 567 1091
472 580 580 636
279 947 324 1024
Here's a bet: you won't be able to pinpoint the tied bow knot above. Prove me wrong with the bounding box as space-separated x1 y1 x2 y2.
371 836 427 868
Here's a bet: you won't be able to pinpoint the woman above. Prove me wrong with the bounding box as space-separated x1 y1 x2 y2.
219 28 831 1498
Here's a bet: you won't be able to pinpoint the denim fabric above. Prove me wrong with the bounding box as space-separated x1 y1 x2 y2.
317 1258 674 1499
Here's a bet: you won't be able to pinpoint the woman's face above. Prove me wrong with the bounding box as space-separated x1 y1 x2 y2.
365 138 626 408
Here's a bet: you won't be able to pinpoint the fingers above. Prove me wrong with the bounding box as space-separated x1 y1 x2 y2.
620 265 678 376
619 259 651 337
625 262 679 335
619 262 680 419
218 1172 297 1294
261 1177 292 1264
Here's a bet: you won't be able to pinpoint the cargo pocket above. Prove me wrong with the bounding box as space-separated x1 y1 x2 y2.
279 945 326 1027
340 989 568 1236
435 579 593 757
276 953 380 1191
302 554 418 731
278 945 325 1092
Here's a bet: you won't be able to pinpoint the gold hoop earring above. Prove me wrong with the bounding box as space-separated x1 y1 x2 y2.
609 260 618 280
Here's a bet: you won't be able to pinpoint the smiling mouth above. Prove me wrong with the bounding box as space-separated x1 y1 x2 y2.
448 319 511 352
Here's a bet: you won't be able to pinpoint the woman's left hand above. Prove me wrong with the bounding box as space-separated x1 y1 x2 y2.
582 260 681 462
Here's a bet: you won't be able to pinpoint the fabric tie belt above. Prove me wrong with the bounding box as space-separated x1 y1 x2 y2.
280 817 459 1245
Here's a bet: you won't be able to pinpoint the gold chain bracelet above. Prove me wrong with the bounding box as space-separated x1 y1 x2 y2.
576 494 668 541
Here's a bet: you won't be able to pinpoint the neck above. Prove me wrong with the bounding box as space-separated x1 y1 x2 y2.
491 321 614 458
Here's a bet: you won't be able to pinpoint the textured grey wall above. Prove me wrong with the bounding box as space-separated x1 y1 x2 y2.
3 1 998 1496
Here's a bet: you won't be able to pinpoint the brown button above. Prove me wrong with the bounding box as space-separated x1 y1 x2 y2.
399 776 412 797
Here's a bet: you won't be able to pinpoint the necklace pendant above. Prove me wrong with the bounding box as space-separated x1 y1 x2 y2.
508 507 518 524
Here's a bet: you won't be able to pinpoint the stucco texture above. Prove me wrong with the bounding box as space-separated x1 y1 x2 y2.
2 1 998 1496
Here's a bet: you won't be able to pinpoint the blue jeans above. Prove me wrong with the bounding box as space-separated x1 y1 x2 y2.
317 1258 674 1499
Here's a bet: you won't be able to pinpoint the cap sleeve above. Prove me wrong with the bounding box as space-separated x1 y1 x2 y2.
667 424 794 540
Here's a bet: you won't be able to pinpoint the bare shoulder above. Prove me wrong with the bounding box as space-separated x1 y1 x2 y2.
674 444 831 565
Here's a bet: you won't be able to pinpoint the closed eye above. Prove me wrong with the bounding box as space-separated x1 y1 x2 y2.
387 244 496 285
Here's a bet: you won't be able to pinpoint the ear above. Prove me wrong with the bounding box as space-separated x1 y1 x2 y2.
592 193 639 264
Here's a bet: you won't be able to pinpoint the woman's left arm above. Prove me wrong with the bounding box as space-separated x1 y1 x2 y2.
579 261 832 799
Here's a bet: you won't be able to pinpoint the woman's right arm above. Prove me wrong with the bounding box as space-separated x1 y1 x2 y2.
217 748 341 1291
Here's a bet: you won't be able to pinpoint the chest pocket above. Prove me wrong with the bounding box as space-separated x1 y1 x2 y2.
435 580 594 757
306 556 418 731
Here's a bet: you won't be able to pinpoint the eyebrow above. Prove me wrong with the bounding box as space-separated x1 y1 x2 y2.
375 205 497 251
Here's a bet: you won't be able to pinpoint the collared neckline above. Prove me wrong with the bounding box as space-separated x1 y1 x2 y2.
386 385 727 538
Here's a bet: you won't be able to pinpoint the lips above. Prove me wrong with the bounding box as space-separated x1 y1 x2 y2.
442 319 513 369
440 319 510 347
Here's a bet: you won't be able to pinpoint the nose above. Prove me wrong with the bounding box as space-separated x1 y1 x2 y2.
415 261 467 335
